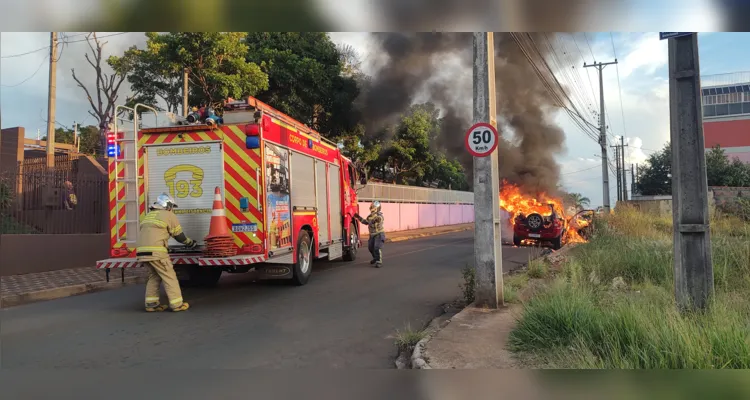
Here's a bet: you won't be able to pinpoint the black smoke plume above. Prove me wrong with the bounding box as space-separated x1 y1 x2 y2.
359 32 566 196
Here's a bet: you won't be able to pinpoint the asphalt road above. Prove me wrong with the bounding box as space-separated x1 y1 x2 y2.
1 230 537 370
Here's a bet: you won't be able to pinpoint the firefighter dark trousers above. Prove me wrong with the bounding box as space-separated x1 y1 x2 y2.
368 233 385 263
143 258 185 310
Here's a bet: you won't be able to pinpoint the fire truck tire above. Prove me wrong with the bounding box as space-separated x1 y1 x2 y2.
342 223 358 261
291 230 313 286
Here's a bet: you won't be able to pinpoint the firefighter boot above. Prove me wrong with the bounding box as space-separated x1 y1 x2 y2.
171 302 190 312
145 304 168 312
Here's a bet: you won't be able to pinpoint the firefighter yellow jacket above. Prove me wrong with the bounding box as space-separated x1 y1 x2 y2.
135 209 187 261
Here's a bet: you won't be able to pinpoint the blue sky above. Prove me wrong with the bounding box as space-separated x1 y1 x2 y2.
3 32 749 207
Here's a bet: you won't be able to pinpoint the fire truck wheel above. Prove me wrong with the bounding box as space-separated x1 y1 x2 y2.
342 223 358 261
291 230 313 286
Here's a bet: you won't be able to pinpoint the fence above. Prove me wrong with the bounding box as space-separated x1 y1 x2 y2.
19 154 82 177
0 170 107 234
357 182 474 204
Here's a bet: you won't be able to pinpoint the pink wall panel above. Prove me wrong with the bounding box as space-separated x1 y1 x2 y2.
449 205 463 225
359 202 371 218
399 203 420 231
417 204 437 228
460 205 472 223
380 203 401 232
436 204 451 226
357 201 470 233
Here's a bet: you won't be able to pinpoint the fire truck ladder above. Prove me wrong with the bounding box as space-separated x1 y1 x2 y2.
112 104 159 247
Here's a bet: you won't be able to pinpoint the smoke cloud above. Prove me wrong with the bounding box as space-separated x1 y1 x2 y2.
359 32 566 196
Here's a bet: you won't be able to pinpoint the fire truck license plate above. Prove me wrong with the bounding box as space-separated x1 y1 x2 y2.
528 233 541 238
232 223 257 232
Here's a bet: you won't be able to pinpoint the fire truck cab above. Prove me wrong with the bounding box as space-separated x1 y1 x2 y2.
96 98 363 287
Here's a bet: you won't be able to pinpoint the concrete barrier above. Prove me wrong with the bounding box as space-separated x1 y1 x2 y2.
359 202 475 233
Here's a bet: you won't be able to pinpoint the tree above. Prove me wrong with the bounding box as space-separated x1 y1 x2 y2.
636 143 750 195
566 192 591 210
138 32 269 110
422 155 469 190
635 143 673 195
72 33 138 156
245 32 360 138
336 124 381 183
379 103 440 185
42 125 101 155
121 35 184 114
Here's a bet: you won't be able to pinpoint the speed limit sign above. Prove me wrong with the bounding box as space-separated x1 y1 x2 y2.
464 122 499 157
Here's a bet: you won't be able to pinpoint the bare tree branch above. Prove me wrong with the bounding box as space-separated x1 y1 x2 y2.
70 32 134 155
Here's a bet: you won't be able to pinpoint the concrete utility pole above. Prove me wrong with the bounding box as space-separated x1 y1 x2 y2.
46 32 59 168
183 68 189 117
620 136 629 201
472 32 503 309
667 33 713 311
584 60 618 213
612 144 621 202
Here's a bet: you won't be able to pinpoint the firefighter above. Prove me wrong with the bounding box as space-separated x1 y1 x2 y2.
136 193 198 312
355 200 385 268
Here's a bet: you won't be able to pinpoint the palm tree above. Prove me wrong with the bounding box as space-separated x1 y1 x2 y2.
567 192 591 211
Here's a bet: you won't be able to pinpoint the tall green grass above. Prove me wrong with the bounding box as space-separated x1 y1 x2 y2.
508 205 750 369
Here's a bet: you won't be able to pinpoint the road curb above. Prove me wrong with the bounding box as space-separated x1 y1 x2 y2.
364 224 474 244
1 276 147 309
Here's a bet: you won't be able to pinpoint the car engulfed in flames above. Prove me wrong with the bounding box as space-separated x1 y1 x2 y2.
499 180 593 250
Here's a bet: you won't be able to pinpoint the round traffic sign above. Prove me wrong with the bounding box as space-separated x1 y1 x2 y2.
464 122 499 157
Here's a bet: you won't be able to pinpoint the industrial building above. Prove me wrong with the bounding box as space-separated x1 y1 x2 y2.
702 72 750 162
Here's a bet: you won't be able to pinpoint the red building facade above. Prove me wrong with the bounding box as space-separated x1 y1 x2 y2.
702 77 750 162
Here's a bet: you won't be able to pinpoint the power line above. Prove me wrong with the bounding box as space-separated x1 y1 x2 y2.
1 32 129 59
0 55 48 87
610 32 629 161
562 164 601 175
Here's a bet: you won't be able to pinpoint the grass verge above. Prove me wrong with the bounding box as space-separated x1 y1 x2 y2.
508 205 750 369
394 324 427 354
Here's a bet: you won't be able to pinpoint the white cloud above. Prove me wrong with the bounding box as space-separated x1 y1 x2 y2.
616 34 668 78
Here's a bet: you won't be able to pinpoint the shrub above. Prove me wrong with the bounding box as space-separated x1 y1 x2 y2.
459 264 476 305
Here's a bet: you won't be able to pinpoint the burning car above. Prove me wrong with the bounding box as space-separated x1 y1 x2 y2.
512 203 566 249
500 181 592 250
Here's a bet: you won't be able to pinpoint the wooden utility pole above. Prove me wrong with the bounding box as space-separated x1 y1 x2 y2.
664 32 713 311
631 164 636 197
46 32 59 168
183 68 189 117
472 32 503 309
584 60 618 213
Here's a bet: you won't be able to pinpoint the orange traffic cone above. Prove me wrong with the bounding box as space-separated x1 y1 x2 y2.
203 186 237 258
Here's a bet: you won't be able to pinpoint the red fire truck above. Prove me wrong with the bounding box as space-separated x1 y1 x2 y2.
96 97 363 287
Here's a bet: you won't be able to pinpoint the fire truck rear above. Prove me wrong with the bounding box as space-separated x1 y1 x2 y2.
96 98 363 286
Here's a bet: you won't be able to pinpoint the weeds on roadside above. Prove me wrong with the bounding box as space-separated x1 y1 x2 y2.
459 264 476 305
394 324 427 353
508 206 750 369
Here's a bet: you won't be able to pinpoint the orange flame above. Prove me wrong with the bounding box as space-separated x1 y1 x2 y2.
499 180 589 244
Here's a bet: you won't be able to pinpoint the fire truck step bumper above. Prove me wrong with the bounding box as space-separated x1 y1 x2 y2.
198 255 267 266
96 256 202 269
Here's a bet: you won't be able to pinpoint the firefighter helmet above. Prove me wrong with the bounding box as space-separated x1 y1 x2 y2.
151 193 178 211
370 201 381 212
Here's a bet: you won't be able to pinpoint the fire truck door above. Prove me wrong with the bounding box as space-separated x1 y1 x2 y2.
145 141 224 246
